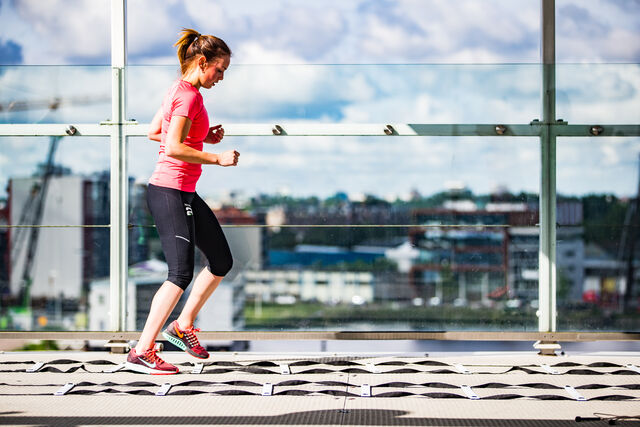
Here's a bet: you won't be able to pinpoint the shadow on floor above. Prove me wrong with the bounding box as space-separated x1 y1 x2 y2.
0 410 621 426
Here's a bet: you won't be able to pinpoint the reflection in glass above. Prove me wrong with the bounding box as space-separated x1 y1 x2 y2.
0 137 109 333
557 138 640 331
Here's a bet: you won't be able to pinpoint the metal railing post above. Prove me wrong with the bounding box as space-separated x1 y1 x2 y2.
539 0 557 334
109 0 128 332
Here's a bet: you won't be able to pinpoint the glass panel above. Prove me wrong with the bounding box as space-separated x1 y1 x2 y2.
556 64 640 124
127 64 541 124
127 136 539 332
0 137 110 332
557 137 640 331
0 66 111 124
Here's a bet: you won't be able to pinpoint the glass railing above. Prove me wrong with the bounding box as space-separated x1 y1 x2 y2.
0 136 110 332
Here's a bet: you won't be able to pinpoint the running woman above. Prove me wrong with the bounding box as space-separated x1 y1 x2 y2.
125 28 239 375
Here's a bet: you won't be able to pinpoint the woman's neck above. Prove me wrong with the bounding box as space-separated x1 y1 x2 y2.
182 70 201 90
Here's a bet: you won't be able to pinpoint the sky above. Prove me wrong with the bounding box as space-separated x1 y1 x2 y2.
1 0 639 200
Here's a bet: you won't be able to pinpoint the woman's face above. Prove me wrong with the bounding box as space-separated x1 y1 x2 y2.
200 55 230 89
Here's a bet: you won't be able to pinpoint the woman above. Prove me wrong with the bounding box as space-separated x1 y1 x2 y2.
125 28 239 374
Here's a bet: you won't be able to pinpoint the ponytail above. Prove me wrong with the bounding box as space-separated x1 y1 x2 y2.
174 28 231 75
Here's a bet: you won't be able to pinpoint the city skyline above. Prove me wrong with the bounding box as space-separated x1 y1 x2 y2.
1 156 638 205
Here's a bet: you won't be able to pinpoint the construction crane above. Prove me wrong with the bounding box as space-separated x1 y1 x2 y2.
10 136 62 307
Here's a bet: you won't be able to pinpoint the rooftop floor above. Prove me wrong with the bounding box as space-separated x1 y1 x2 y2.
1 349 639 426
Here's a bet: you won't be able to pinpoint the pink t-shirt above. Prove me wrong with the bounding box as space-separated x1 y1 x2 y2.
149 80 209 192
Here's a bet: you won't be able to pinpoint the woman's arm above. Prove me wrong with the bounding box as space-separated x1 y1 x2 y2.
148 108 163 142
165 115 239 166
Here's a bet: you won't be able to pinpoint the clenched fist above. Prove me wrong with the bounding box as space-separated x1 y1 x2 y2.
205 125 225 144
218 150 240 167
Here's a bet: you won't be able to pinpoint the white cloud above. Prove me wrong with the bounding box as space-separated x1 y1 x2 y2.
556 64 640 123
338 73 377 103
352 0 539 63
340 93 454 123
126 0 186 60
182 0 348 63
127 66 180 121
557 138 640 197
601 144 620 166
13 0 110 63
557 0 640 63
183 0 228 33
231 41 305 65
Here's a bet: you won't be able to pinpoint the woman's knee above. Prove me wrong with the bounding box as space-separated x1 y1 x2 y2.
210 256 233 277
167 271 193 290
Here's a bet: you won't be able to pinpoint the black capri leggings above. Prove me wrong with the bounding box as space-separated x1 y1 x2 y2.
147 183 233 290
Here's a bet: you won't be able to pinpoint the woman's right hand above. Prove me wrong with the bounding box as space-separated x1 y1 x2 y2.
218 150 240 166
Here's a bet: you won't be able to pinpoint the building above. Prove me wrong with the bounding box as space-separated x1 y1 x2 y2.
8 173 111 301
409 202 586 307
409 209 523 306
269 244 386 269
243 269 374 305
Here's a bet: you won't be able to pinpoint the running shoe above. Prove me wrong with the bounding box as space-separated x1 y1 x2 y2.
162 320 210 359
124 347 179 375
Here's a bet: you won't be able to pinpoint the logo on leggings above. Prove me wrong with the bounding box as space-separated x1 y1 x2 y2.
184 203 193 216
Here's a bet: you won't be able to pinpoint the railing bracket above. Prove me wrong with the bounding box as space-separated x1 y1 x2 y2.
534 340 561 356
105 339 129 354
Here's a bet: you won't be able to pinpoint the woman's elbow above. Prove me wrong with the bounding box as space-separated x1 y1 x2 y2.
164 142 183 158
164 145 177 157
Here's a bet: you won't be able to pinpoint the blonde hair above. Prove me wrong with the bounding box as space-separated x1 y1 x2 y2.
174 28 231 75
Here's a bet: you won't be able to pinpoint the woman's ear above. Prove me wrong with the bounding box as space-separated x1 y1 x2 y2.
198 55 207 71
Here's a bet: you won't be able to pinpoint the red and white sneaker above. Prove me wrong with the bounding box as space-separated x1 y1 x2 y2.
124 348 179 375
162 320 209 359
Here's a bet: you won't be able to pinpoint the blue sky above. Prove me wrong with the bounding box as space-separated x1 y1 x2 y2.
1 0 639 200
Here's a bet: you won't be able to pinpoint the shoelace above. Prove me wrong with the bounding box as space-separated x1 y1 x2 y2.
184 327 202 348
142 348 161 363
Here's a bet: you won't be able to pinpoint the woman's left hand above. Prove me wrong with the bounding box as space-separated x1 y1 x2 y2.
205 125 225 144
